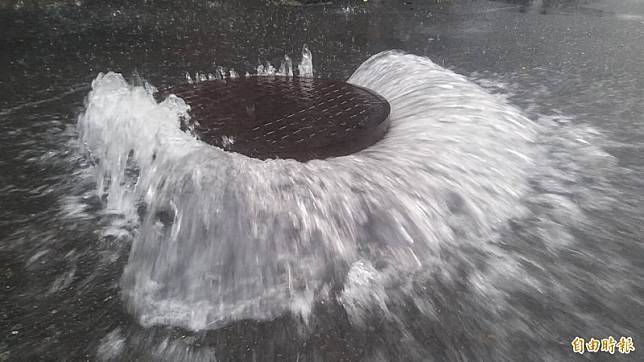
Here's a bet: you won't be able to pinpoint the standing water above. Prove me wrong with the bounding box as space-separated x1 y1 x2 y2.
2 1 643 361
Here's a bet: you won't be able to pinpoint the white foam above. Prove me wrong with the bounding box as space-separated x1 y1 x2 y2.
79 51 540 331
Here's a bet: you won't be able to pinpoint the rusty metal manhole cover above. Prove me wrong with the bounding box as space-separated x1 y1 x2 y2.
162 76 390 161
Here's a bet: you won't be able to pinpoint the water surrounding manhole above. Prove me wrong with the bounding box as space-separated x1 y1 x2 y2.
161 76 390 161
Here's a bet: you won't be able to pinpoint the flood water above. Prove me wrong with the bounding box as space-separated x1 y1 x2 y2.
1 0 643 361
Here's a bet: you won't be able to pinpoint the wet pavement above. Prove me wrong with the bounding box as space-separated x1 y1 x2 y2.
1 0 643 360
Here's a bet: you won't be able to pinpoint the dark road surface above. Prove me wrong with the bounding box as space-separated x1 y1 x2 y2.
1 1 643 361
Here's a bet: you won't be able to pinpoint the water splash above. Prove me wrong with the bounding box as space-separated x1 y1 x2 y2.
78 74 193 218
184 72 193 84
201 49 308 80
256 62 276 76
298 45 314 77
278 55 294 77
79 51 539 331
256 51 302 77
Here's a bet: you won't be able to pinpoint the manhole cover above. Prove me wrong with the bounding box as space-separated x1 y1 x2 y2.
162 76 390 161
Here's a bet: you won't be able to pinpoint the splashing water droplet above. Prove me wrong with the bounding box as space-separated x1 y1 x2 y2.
279 55 294 77
298 45 313 77
79 51 542 331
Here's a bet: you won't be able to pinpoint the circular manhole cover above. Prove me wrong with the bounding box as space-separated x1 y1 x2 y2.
162 76 390 161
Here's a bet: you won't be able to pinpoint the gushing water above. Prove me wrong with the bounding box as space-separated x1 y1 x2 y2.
79 50 537 331
78 50 640 361
297 45 313 77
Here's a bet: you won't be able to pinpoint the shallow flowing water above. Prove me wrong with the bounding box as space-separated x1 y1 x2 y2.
2 1 643 361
